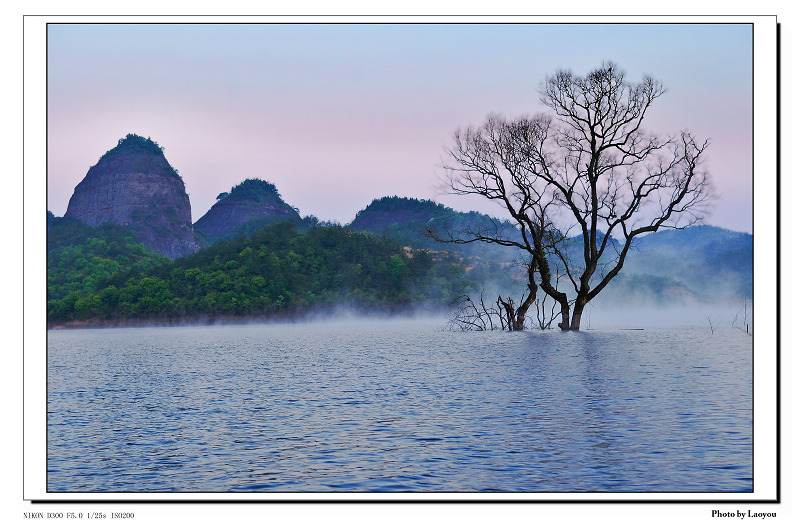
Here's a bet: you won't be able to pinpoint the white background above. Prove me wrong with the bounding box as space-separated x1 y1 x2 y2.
5 3 794 530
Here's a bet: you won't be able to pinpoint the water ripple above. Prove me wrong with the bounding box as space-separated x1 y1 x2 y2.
48 322 752 492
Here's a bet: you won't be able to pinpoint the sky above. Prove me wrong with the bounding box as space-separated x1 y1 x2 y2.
47 23 754 231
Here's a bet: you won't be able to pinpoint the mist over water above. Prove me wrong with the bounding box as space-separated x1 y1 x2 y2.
48 318 752 493
584 300 753 331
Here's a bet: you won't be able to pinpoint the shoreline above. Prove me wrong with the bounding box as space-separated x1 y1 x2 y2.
47 306 453 331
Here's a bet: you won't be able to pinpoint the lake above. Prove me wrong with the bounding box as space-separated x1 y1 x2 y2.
47 319 752 492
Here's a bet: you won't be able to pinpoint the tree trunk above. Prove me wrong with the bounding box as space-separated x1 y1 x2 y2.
497 297 515 331
556 298 571 331
569 299 586 330
511 278 537 331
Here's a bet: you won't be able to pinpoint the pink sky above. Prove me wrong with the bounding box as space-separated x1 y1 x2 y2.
47 23 753 232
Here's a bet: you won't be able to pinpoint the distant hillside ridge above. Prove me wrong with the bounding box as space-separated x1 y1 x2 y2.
630 225 753 299
64 133 200 258
349 196 521 262
349 197 752 302
193 178 303 244
632 224 751 249
350 196 456 232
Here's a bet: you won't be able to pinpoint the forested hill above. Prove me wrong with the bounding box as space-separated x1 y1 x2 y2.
349 196 520 262
47 213 170 320
631 225 752 254
47 219 476 327
63 133 200 258
47 189 753 327
350 196 456 232
193 178 303 245
619 225 753 301
348 198 752 302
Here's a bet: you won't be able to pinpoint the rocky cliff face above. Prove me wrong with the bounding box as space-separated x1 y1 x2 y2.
64 134 200 258
194 178 302 243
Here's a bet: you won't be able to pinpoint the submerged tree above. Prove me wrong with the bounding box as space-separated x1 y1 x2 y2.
438 63 713 330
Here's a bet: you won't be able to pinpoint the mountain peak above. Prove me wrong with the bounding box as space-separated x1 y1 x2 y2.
351 196 455 230
94 133 182 181
64 134 199 258
225 178 283 203
194 178 301 244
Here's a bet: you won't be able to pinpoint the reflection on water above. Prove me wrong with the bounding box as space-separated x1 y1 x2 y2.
47 320 752 492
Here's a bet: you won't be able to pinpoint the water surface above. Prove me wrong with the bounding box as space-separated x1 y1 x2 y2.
47 320 752 492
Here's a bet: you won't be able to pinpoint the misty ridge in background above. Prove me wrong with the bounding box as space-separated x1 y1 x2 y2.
46 132 751 330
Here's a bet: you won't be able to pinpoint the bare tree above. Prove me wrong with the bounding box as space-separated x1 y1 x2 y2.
705 314 719 335
446 281 559 332
439 62 713 330
731 299 753 336
446 292 502 331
